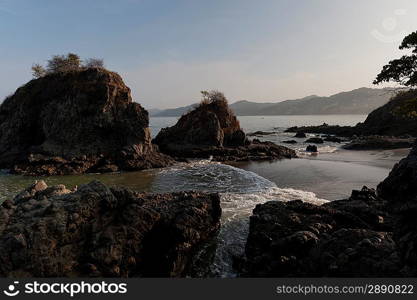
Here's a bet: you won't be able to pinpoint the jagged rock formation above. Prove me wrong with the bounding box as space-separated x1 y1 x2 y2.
242 141 417 277
154 99 296 161
0 68 173 175
378 141 417 275
0 181 221 277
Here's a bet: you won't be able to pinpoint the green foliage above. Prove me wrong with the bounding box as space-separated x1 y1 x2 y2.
392 96 417 118
374 31 417 87
31 53 106 78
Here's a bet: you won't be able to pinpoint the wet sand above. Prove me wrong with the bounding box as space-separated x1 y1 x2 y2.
231 148 410 200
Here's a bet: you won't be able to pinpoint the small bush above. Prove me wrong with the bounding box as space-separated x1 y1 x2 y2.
31 64 47 79
31 53 106 78
84 58 105 68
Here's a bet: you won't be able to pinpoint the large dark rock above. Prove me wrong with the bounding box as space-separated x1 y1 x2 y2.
242 188 402 277
0 68 173 175
356 90 417 137
242 140 417 277
306 145 318 152
378 141 417 275
154 98 296 161
0 181 221 277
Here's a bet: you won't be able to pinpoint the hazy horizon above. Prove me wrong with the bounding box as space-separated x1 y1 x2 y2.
1 0 417 109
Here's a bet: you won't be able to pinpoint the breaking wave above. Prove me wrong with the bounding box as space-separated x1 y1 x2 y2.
151 159 328 277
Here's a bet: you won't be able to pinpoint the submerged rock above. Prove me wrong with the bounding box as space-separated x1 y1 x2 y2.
282 140 297 144
343 135 414 150
154 94 296 161
294 132 307 138
0 181 221 277
0 68 173 175
324 136 343 143
247 131 277 136
305 137 324 144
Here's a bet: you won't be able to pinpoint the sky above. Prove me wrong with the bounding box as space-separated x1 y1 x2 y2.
1 0 417 109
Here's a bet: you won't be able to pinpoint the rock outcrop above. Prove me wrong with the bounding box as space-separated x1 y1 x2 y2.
378 141 417 275
154 98 296 161
0 181 221 277
356 90 417 137
0 68 173 175
242 141 417 277
242 188 402 277
286 90 417 142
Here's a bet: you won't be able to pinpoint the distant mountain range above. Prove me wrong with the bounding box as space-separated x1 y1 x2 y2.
150 87 394 117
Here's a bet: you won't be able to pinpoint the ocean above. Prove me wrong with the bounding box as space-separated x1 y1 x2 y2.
0 115 409 277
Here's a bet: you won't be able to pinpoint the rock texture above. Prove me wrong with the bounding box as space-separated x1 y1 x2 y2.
154 100 296 161
0 181 221 277
378 141 417 275
242 142 417 277
242 188 401 277
0 68 173 175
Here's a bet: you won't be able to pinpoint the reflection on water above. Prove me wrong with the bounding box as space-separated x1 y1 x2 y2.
0 169 158 202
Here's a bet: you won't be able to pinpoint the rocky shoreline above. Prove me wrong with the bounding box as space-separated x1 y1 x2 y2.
154 92 296 162
0 68 174 176
285 90 417 151
0 181 221 277
239 141 417 277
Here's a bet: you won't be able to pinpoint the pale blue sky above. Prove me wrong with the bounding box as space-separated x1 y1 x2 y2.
1 0 417 108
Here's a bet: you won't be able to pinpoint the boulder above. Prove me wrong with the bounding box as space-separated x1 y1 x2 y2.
0 181 221 277
306 145 318 152
282 140 297 144
294 132 307 138
0 68 173 175
154 97 296 161
242 190 402 277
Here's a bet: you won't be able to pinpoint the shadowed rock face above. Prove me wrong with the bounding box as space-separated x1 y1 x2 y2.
242 142 417 277
242 188 402 277
0 181 221 277
378 141 417 274
0 68 173 175
153 101 296 161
